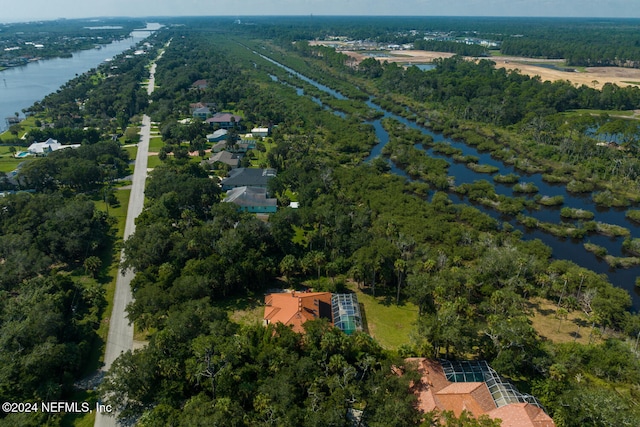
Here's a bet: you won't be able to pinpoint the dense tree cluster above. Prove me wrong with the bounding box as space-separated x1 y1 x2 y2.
0 192 113 425
101 311 419 427
25 40 155 131
16 141 130 192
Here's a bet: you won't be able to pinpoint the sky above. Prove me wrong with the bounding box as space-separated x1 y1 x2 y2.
1 0 640 22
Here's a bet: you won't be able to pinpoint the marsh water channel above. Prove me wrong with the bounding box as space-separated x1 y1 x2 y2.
256 51 640 310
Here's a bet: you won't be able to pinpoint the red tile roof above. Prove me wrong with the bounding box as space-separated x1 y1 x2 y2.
264 291 332 333
405 358 555 427
488 403 556 427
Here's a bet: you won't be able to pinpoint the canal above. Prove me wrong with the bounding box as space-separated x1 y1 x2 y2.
254 50 640 310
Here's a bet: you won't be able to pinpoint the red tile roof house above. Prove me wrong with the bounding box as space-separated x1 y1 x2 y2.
263 291 333 333
405 358 555 427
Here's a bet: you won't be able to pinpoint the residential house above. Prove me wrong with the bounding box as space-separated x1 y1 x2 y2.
192 106 212 120
406 358 555 427
250 127 270 138
27 138 80 156
263 292 362 334
204 151 240 169
211 141 228 153
220 167 276 191
264 291 333 333
206 112 243 129
223 186 277 213
191 79 208 90
207 129 228 143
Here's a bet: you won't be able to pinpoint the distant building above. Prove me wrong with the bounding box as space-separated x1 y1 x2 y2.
191 79 208 90
223 186 277 213
205 151 241 169
207 129 228 143
251 127 270 138
27 138 80 156
192 106 212 120
220 167 276 191
206 112 243 129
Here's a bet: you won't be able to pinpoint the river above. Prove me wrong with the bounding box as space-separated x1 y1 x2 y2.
255 50 640 310
0 23 161 133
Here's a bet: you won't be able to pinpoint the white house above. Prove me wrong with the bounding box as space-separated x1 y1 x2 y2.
27 138 80 156
251 127 270 138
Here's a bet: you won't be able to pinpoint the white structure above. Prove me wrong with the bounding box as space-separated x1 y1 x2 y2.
251 127 269 138
27 138 80 156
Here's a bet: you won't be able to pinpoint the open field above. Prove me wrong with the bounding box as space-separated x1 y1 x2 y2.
340 47 640 91
528 297 603 345
347 283 418 349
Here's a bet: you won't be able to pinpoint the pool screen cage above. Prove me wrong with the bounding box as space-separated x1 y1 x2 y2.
331 293 363 335
440 359 544 409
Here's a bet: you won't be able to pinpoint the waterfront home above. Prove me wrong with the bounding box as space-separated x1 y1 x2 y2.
27 138 80 156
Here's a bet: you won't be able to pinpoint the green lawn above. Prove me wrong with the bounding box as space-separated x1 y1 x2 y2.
149 136 164 151
0 156 26 173
147 154 163 168
123 145 138 161
348 283 418 349
216 291 265 326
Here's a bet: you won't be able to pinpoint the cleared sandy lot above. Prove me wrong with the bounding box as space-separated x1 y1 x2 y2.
340 48 640 90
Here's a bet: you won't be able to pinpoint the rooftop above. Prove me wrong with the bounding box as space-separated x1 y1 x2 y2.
406 358 555 427
264 291 333 333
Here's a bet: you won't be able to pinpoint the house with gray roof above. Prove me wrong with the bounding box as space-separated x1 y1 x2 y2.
206 112 243 129
207 129 228 143
220 168 276 191
204 151 240 169
223 186 277 213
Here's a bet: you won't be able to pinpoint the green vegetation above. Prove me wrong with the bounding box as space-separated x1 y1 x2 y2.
536 195 564 206
584 242 608 258
560 207 595 220
349 283 419 349
512 181 539 193
467 162 500 174
5 17 640 427
625 209 640 223
493 173 520 184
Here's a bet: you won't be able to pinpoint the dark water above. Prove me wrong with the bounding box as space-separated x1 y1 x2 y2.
259 51 640 310
0 23 160 132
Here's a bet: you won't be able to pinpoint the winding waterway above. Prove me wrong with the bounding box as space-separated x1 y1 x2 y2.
0 23 160 132
256 50 640 310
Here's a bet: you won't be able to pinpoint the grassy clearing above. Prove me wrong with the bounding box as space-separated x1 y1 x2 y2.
0 156 26 172
149 136 164 151
216 291 266 326
147 154 162 168
123 145 138 161
528 298 599 345
347 282 418 349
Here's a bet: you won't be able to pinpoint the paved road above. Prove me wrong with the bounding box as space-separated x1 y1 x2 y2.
94 58 157 427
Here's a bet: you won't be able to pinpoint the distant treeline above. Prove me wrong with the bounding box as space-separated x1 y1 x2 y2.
215 15 640 68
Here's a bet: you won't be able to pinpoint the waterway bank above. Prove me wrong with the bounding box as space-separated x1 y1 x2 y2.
0 23 160 133
253 49 640 310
